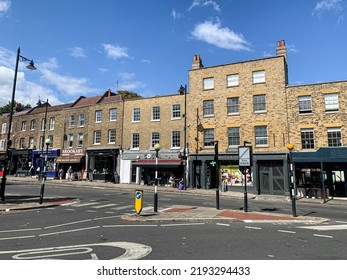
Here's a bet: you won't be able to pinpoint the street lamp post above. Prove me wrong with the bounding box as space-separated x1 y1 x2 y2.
0 47 36 201
178 85 187 189
287 143 297 217
154 143 161 212
39 138 51 204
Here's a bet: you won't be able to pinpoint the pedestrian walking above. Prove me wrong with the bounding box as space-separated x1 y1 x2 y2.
67 166 73 181
58 167 65 182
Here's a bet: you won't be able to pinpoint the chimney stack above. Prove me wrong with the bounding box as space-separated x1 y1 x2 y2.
276 40 287 60
192 55 204 69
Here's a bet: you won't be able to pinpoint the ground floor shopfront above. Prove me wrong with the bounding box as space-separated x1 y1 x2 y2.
120 149 183 185
292 147 347 198
189 152 291 196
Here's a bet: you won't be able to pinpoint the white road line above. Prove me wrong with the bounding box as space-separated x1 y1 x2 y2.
245 226 262 230
335 220 347 224
44 219 92 229
39 226 100 237
216 223 230 227
299 224 347 231
0 235 35 241
103 225 158 228
86 210 97 213
313 234 333 239
70 202 100 207
0 228 41 233
278 229 296 234
92 203 119 209
93 215 120 221
160 223 205 227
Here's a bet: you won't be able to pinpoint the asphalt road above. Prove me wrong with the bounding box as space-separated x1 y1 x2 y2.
1 182 347 260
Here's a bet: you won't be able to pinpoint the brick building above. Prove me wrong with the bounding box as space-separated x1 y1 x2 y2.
1 40 347 197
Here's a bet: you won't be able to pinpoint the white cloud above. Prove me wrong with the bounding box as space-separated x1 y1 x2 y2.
102 43 129 60
141 59 151 64
40 61 98 96
69 47 86 58
313 0 344 20
0 0 11 15
191 19 251 51
171 9 184 20
117 72 145 91
188 0 220 12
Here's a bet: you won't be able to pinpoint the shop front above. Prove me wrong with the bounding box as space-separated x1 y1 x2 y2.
292 147 347 198
189 151 252 190
56 148 85 180
121 150 183 185
86 147 119 182
32 149 60 179
11 149 33 176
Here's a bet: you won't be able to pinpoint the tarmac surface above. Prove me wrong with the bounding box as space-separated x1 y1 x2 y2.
0 176 339 224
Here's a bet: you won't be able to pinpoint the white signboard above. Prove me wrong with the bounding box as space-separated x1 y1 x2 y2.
238 146 252 167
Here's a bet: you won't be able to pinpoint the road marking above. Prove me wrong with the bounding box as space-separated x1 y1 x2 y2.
160 223 205 227
313 234 333 239
299 224 347 231
44 219 92 229
0 235 35 241
0 242 152 260
278 229 296 234
92 203 119 209
93 215 120 221
335 220 347 224
103 224 158 228
0 228 41 233
70 202 100 207
39 226 100 236
216 223 230 227
245 226 262 230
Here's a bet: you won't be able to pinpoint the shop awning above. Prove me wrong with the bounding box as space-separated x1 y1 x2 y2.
56 155 84 163
132 159 183 168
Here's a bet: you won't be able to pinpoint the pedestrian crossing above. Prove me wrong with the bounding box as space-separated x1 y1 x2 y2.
60 199 160 214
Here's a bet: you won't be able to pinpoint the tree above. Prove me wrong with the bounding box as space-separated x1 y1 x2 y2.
0 101 31 114
117 90 143 100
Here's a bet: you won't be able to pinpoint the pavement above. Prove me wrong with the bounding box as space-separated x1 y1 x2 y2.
0 176 340 224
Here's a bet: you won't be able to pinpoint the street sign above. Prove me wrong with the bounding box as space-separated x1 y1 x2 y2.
238 146 252 167
134 190 143 214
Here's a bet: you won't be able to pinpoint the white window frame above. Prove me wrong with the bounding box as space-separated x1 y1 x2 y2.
298 96 312 113
255 126 268 146
252 70 265 84
68 134 73 148
203 77 214 90
172 104 181 119
109 108 117 121
79 113 85 127
21 121 26 131
253 94 266 112
151 132 160 149
94 131 101 145
203 100 214 117
108 129 116 144
131 133 140 149
227 74 239 87
49 117 55 130
95 110 102 123
132 108 141 122
327 128 342 147
171 131 181 148
152 106 160 121
1 123 6 134
30 119 35 130
324 93 339 112
69 115 75 128
77 133 83 146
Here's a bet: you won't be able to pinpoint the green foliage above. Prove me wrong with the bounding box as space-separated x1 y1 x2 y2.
0 101 31 114
117 90 143 100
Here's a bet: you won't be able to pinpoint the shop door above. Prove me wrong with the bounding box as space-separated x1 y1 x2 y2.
259 161 285 195
333 170 347 197
193 161 202 189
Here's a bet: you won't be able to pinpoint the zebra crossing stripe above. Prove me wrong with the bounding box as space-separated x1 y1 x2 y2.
92 204 119 209
71 202 100 207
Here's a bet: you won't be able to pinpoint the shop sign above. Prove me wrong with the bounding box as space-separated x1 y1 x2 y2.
61 149 84 156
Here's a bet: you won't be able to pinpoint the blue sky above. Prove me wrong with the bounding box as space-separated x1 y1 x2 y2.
0 0 346 107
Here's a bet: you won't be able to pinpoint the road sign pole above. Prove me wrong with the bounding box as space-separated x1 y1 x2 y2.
243 167 248 212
